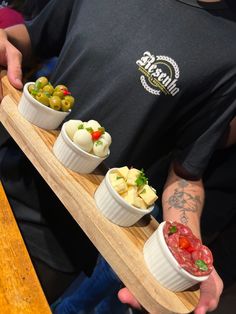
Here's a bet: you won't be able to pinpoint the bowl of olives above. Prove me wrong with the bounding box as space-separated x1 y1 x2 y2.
18 76 75 130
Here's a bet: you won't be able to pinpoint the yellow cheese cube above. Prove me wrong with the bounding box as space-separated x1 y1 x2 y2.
127 185 138 192
109 172 119 183
109 171 121 182
139 184 158 206
126 168 141 186
120 191 128 198
117 166 129 179
125 187 137 204
122 193 130 204
132 196 147 209
109 173 128 194
123 187 147 209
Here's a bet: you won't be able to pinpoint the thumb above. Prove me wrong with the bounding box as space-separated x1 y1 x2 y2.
118 287 142 310
194 305 208 314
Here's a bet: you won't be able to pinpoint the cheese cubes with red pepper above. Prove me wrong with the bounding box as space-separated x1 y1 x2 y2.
64 119 112 157
109 166 158 209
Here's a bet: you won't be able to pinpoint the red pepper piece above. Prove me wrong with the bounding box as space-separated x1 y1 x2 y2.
186 246 195 253
91 131 102 140
179 236 191 249
63 90 71 95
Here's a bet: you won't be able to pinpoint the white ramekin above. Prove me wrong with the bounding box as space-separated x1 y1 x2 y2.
53 123 109 173
94 168 154 227
143 221 209 291
18 82 70 130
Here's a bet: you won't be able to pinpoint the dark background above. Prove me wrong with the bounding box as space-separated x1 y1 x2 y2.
226 0 236 14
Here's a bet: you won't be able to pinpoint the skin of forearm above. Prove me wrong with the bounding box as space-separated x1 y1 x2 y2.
5 24 32 64
162 165 204 239
226 117 236 147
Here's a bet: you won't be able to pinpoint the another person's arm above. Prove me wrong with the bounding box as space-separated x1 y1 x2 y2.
0 0 75 97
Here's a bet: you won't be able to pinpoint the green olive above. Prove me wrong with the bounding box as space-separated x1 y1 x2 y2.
29 78 75 111
35 76 49 89
54 84 68 92
43 84 54 95
49 96 62 111
64 95 75 108
28 85 39 97
28 84 36 93
53 90 64 98
35 92 50 106
61 99 71 112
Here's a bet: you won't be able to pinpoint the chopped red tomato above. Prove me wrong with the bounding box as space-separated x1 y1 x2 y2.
179 236 191 249
91 131 102 140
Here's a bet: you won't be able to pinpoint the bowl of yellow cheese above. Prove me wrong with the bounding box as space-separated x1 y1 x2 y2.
94 166 158 226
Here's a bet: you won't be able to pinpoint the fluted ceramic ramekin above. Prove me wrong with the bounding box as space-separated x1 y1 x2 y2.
18 82 70 130
94 168 154 226
53 123 109 173
143 221 209 291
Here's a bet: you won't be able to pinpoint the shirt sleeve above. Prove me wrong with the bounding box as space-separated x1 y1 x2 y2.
25 0 76 59
0 8 24 29
173 74 236 178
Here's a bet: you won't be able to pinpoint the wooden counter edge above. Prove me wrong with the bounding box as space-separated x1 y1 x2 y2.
0 182 51 314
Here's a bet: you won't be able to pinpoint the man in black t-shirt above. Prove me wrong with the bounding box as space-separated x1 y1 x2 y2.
0 0 236 313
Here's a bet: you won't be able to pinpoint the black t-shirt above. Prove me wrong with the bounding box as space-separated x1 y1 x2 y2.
27 0 236 184
1 0 236 271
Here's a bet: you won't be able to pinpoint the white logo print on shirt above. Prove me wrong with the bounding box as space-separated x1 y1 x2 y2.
136 51 180 96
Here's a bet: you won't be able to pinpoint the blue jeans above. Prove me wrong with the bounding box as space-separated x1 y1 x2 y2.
53 256 128 314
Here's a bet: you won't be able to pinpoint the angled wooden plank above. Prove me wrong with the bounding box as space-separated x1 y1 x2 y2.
0 75 200 314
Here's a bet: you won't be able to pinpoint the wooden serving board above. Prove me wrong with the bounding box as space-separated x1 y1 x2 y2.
0 74 200 314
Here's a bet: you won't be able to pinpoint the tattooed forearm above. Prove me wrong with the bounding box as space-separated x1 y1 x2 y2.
166 179 202 224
